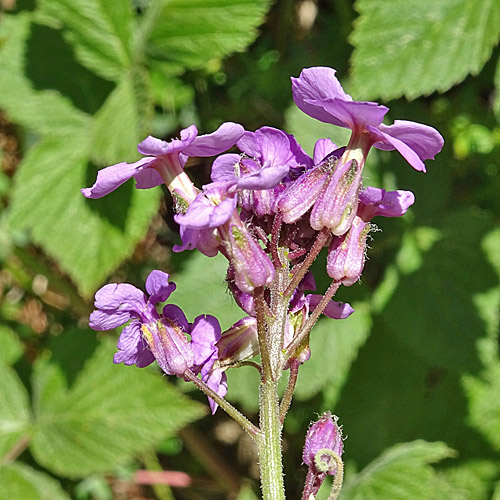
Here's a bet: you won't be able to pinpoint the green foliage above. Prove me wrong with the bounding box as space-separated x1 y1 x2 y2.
146 0 272 69
464 362 500 452
0 326 24 365
8 135 160 297
0 363 31 457
0 462 71 500
294 302 372 405
350 0 500 99
30 339 206 478
340 441 455 499
171 252 244 329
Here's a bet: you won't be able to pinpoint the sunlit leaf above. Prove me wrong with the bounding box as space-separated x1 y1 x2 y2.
350 0 500 99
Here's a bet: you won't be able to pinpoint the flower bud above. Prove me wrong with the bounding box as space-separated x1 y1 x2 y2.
217 317 259 367
310 159 363 235
301 413 343 500
326 216 371 286
141 320 194 376
226 222 275 293
303 412 343 474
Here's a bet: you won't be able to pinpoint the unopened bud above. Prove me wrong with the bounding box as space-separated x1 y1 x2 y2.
326 216 371 286
141 320 194 376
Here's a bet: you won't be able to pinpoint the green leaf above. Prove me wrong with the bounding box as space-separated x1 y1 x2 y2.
340 441 456 500
294 302 372 405
236 483 259 500
0 14 90 135
495 55 500 121
285 103 351 157
429 460 498 500
464 362 500 452
0 326 24 365
350 0 500 100
146 0 272 69
91 74 142 165
0 462 70 500
8 135 160 296
38 0 134 81
378 209 498 372
0 363 31 458
171 252 244 329
30 339 206 478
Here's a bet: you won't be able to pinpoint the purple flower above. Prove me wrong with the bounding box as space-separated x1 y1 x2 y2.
82 122 244 200
190 314 227 414
327 187 415 285
175 182 275 292
212 127 313 216
89 270 195 375
292 67 443 172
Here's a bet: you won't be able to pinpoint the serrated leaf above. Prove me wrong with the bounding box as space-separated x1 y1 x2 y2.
30 340 206 478
8 136 160 296
294 302 372 405
38 0 134 81
350 0 500 100
91 75 142 165
146 0 272 69
464 362 500 452
0 462 71 500
429 460 498 500
0 363 31 458
379 209 498 372
340 441 455 500
0 326 24 365
0 14 90 135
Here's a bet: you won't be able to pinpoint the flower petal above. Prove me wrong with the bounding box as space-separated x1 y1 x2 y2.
134 168 164 189
291 67 351 126
376 120 444 161
308 98 388 130
184 122 244 157
190 314 222 366
137 126 198 156
81 157 156 199
94 283 148 313
145 270 176 304
313 138 337 164
211 154 241 183
307 295 354 319
204 369 228 415
89 309 131 330
162 304 190 333
114 322 155 367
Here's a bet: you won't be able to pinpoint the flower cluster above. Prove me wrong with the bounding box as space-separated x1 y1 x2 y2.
84 67 443 415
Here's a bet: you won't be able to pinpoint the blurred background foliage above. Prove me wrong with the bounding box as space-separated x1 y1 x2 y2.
0 0 499 499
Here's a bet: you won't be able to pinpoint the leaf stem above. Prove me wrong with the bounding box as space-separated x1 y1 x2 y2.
279 359 299 423
284 228 330 297
284 280 341 361
183 369 260 439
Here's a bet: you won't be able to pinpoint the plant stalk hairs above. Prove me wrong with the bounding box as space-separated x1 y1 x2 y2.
82 67 443 500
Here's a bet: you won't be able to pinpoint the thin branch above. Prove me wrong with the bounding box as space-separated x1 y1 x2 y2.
254 287 273 383
284 228 330 297
279 360 299 423
284 281 341 361
183 369 260 439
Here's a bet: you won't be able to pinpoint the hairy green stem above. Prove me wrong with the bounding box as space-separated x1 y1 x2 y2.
258 379 286 500
279 359 299 423
254 287 273 382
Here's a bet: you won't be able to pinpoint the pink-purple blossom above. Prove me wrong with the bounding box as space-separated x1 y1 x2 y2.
82 123 244 199
292 67 443 172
